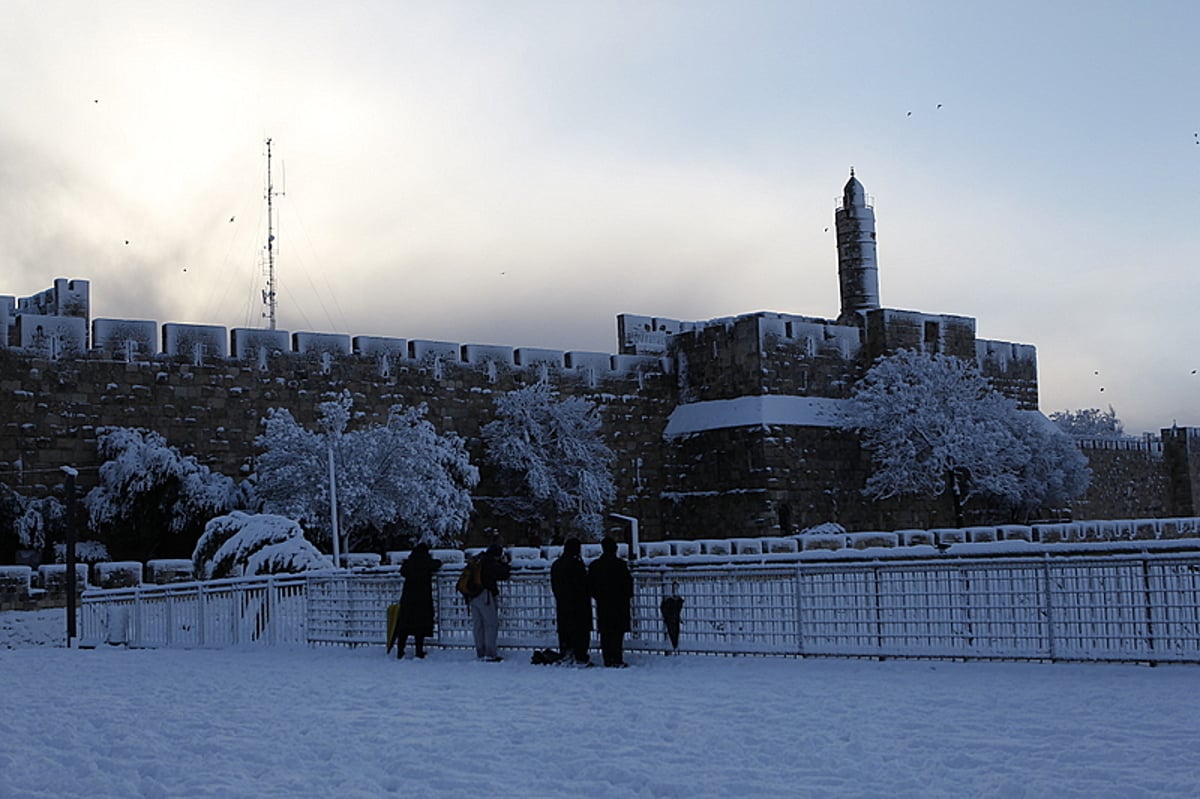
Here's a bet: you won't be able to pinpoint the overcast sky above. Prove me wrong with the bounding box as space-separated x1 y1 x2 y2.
3 1 1198 434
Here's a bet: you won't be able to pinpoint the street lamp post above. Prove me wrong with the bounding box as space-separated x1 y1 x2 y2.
61 466 78 647
608 513 639 561
327 441 341 569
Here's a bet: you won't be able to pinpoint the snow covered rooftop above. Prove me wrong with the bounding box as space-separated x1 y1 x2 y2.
664 395 852 437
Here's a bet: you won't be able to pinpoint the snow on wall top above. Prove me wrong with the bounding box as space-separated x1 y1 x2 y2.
231 328 290 360
94 319 158 359
14 314 87 357
664 395 852 438
976 338 1037 370
618 314 696 355
292 332 352 356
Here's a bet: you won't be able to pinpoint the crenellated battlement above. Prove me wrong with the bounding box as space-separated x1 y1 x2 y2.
1 171 1184 548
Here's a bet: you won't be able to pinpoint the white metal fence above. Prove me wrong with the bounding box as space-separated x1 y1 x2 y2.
80 575 309 648
80 552 1200 663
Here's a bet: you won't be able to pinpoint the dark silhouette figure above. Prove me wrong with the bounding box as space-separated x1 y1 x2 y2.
588 536 633 667
470 542 512 661
390 542 442 659
551 538 592 665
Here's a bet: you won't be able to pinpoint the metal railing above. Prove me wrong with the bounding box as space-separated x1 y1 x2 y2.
80 552 1200 663
80 574 309 648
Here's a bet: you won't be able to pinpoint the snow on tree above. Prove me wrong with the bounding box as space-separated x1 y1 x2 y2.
18 498 59 552
1049 406 1125 438
849 350 1034 527
193 511 331 580
0 485 70 562
1011 413 1092 518
253 391 478 553
481 382 616 539
83 427 240 562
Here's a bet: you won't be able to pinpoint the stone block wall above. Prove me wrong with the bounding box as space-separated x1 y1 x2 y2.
864 308 976 362
0 345 677 544
1072 438 1169 521
1161 428 1200 517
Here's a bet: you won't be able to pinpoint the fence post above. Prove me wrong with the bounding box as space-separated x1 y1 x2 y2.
267 575 276 647
1042 555 1056 661
794 564 806 656
232 583 241 647
198 583 207 648
1141 557 1157 662
872 565 885 656
133 586 142 648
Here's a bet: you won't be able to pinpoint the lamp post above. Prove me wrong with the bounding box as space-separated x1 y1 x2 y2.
327 441 341 569
60 465 78 647
608 513 639 561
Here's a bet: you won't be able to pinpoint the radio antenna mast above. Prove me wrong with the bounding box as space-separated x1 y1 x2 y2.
262 138 284 329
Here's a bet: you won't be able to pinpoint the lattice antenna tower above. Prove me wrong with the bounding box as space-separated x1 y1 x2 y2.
261 138 285 330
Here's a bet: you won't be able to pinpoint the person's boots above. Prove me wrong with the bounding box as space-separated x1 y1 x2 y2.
415 638 426 658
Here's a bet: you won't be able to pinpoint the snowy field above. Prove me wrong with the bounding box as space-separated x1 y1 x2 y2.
2 609 1198 799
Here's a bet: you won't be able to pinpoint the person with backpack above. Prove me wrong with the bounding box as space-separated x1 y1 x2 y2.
465 542 511 662
389 542 442 659
550 537 592 665
588 536 634 668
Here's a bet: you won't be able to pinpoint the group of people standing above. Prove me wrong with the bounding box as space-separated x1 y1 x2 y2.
388 536 634 668
551 536 633 667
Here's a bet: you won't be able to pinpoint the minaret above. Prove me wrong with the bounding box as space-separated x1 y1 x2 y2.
835 168 880 322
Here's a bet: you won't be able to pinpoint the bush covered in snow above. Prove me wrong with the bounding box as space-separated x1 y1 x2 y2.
193 512 332 580
798 522 846 537
84 427 242 562
53 540 110 564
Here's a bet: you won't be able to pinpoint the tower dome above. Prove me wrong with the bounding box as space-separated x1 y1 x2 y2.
842 168 867 208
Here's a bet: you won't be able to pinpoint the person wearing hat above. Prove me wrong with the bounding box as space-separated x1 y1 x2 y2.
470 541 512 661
588 536 634 667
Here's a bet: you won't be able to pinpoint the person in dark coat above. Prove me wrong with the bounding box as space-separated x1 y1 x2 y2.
469 542 512 661
390 542 442 659
588 536 634 667
551 537 592 665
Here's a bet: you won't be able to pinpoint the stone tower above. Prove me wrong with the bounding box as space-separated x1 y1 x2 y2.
835 168 880 323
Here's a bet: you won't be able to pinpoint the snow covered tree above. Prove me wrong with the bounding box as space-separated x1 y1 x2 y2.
193 512 332 580
1050 406 1125 438
0 485 67 563
84 428 240 562
1011 413 1091 518
253 392 478 553
17 496 66 558
482 382 616 540
850 350 1036 527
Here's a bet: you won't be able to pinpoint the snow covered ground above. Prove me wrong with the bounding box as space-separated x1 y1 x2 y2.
2 609 1197 798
